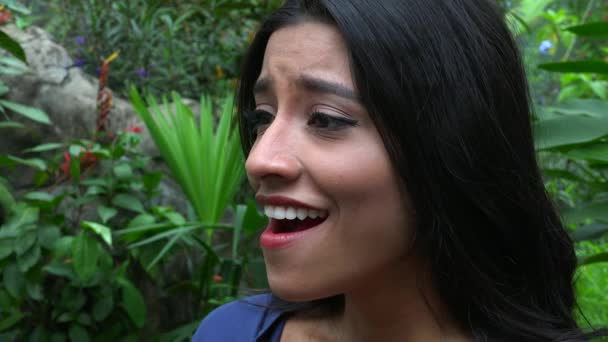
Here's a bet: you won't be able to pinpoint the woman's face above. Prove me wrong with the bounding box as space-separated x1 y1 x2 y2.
246 21 415 301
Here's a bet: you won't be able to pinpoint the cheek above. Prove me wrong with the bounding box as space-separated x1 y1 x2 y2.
319 142 405 210
319 143 414 253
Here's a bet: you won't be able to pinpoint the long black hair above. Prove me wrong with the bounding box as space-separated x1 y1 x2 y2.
237 0 607 341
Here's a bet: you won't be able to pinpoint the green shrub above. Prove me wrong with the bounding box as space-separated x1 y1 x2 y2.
31 0 282 99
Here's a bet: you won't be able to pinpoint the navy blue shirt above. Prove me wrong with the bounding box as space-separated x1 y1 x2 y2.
192 294 287 341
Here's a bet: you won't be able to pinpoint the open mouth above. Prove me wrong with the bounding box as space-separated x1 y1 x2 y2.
270 216 327 234
264 205 329 234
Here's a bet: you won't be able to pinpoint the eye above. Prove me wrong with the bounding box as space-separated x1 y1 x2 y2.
244 109 274 136
307 112 358 131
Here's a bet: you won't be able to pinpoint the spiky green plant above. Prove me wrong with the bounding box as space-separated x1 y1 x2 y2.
129 87 245 242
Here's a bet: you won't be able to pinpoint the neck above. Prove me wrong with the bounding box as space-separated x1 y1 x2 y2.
327 258 469 342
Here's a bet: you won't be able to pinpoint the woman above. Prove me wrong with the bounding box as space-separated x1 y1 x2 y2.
194 0 606 341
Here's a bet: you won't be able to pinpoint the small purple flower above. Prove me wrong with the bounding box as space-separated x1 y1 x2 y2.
96 67 103 75
74 36 86 45
73 58 86 68
137 68 149 78
539 40 553 55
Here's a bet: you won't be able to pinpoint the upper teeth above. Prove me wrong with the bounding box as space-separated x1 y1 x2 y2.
264 206 328 220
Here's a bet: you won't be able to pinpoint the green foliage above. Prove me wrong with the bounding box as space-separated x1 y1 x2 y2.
0 55 51 125
575 239 608 327
539 60 608 74
0 132 153 339
0 31 26 63
0 0 272 339
0 108 266 339
33 0 282 99
505 0 554 35
0 16 51 125
129 88 245 240
0 0 603 337
527 1 608 326
534 99 608 150
567 21 608 37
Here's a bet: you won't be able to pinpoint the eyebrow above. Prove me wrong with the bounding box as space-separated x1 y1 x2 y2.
253 75 359 101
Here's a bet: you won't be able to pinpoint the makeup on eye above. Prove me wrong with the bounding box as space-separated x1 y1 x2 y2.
243 108 358 135
307 112 358 131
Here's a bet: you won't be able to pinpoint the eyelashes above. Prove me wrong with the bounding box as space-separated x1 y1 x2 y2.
308 112 359 131
243 109 358 137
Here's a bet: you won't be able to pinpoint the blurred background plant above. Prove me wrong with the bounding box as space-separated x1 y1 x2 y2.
0 0 606 340
0 1 50 128
21 0 282 100
0 83 267 340
502 0 608 327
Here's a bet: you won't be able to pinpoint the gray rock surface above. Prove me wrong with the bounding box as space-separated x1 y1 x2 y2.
0 24 153 156
0 24 195 214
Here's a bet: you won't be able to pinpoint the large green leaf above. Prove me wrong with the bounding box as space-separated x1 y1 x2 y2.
24 191 54 202
16 244 40 272
562 201 608 225
0 31 26 63
533 115 608 150
566 22 608 38
570 223 608 242
14 230 36 255
43 262 74 280
0 56 27 75
23 143 64 153
6 156 47 170
38 225 61 250
111 194 144 213
0 239 12 260
0 179 15 214
579 252 608 266
2 264 23 299
68 324 90 342
0 100 50 124
542 99 608 118
113 163 133 180
52 236 74 258
117 277 146 328
26 279 42 301
3 204 38 232
92 289 114 321
81 221 112 246
538 61 608 74
564 143 608 162
97 205 117 224
0 121 24 129
71 233 99 282
0 310 25 332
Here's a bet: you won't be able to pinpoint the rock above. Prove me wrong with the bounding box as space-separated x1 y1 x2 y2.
0 24 198 214
0 24 151 156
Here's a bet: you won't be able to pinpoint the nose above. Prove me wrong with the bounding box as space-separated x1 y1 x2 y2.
245 118 303 187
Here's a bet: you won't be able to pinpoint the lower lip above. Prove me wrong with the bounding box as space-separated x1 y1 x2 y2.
259 218 325 249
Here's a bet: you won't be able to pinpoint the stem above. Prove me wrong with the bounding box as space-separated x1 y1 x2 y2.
562 0 596 61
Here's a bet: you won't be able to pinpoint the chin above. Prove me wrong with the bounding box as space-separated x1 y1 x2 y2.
268 275 338 303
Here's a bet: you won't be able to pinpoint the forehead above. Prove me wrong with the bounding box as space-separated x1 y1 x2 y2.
259 21 353 86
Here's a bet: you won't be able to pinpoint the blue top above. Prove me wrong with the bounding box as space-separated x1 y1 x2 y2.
192 294 288 341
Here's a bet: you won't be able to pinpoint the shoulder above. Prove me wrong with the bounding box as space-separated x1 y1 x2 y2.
192 293 282 341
